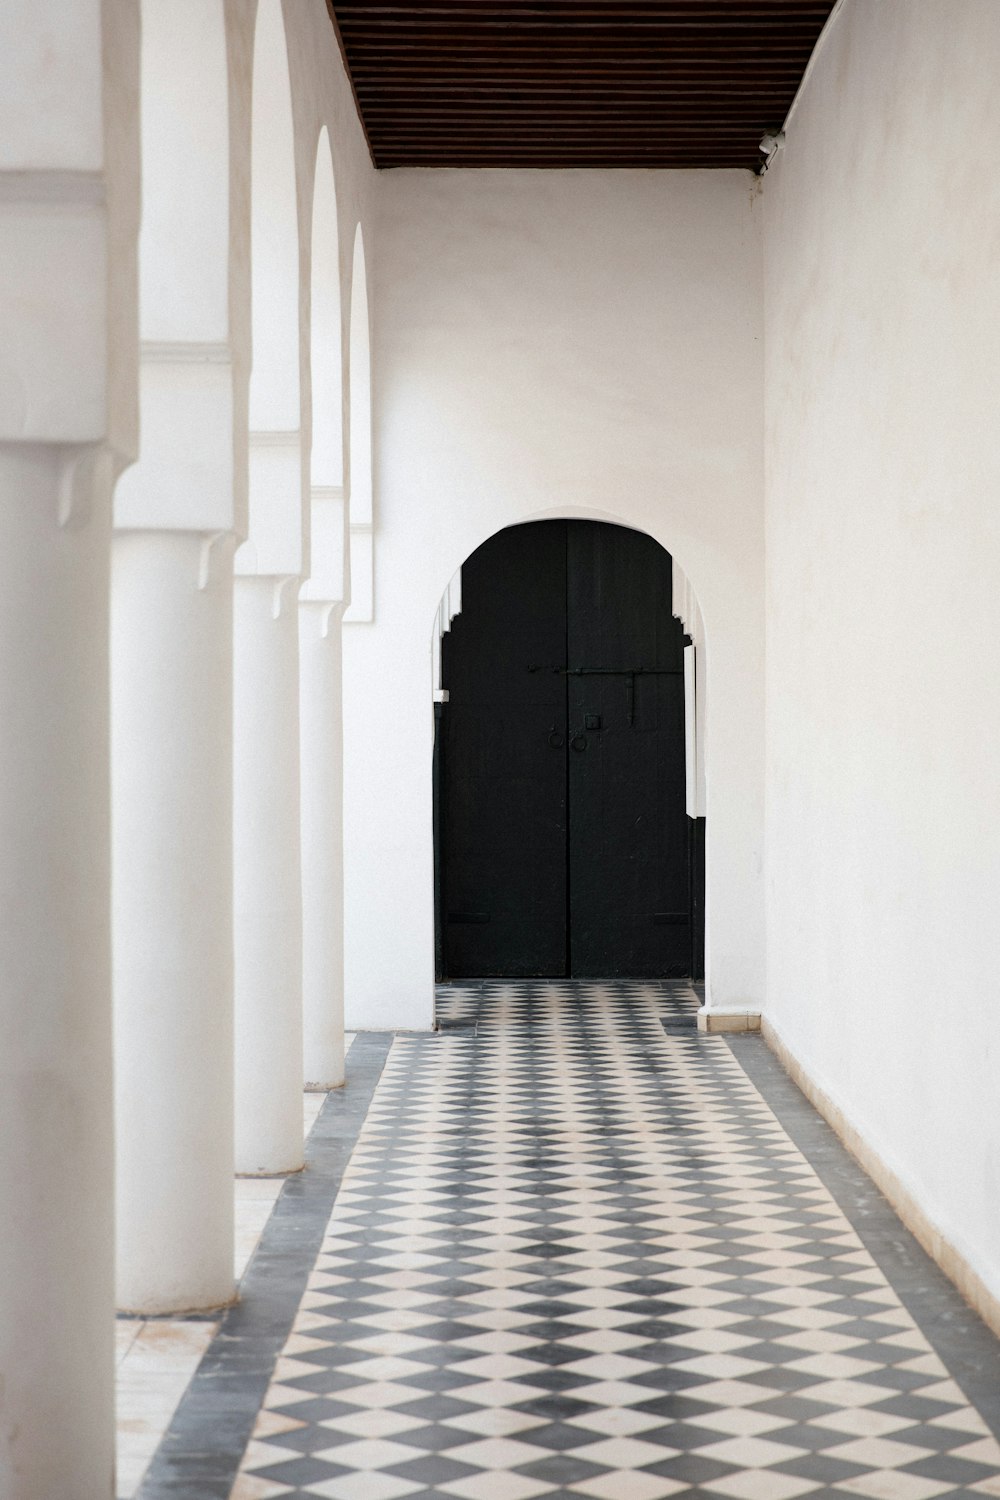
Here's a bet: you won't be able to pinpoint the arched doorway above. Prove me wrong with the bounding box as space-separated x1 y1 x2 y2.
435 519 704 979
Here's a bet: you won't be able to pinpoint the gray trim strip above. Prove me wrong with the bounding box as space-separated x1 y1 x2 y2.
729 1034 1000 1444
136 1032 393 1499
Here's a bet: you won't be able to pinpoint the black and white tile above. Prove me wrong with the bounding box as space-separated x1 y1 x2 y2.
233 982 1000 1500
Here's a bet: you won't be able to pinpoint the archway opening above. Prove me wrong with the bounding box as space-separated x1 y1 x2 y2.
344 224 372 621
238 0 303 577
310 127 343 495
249 0 299 433
433 519 705 981
302 127 345 605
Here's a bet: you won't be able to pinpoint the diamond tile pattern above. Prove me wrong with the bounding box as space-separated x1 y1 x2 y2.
233 981 1000 1498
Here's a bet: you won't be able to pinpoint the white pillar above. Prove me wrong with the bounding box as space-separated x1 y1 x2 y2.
233 574 305 1173
112 529 236 1311
300 601 346 1088
0 444 115 1498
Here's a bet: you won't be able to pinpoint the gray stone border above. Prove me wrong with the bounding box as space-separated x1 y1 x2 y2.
135 1031 393 1499
729 1033 1000 1444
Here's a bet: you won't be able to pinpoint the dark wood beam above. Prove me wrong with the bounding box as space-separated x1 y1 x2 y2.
328 1 836 170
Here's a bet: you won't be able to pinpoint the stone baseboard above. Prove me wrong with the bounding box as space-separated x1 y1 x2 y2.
697 1008 762 1034
762 1017 1000 1345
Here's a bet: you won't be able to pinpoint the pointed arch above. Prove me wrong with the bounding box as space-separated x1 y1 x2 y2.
137 0 229 343
249 0 299 431
240 0 304 576
114 0 236 531
302 125 345 602
310 127 343 490
344 223 373 620
348 223 372 522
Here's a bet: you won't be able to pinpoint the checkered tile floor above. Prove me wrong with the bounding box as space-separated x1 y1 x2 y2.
233 982 1000 1500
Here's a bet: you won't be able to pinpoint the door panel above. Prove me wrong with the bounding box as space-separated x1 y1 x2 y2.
441 521 567 976
566 524 691 976
439 519 694 978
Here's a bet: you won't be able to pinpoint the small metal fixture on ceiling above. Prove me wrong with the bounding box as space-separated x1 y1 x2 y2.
326 1 837 170
758 128 786 169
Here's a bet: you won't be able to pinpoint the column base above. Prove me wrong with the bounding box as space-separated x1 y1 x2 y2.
117 1289 239 1318
697 1007 762 1034
235 1165 306 1180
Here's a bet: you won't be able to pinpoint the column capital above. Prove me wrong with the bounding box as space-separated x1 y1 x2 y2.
113 345 240 534
299 599 346 640
301 486 347 607
0 438 123 532
343 523 374 624
235 428 306 580
0 173 120 446
234 570 303 620
111 527 236 593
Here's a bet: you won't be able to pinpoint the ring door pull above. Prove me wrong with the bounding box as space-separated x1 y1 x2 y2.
570 731 588 752
548 727 565 749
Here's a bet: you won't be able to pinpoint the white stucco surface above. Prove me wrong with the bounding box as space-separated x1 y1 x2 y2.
344 169 765 1030
113 531 236 1313
0 0 104 170
0 3 138 1489
764 0 1000 1305
138 0 229 346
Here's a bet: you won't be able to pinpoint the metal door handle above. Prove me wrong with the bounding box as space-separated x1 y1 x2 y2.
548 727 565 749
570 731 588 752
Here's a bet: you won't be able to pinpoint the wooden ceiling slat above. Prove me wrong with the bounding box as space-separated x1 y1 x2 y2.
336 3 830 17
336 22 827 35
381 156 764 167
336 20 826 32
350 69 809 82
359 109 790 121
348 62 813 77
371 131 759 139
376 138 760 150
341 46 822 60
378 142 764 154
381 155 761 164
352 80 797 91
327 1 835 169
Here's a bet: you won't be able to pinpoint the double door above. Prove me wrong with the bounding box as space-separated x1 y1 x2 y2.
438 519 695 978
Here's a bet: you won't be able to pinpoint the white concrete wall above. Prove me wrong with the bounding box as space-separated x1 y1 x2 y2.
281 0 375 553
0 1 139 1487
764 1 1000 1305
345 169 765 1029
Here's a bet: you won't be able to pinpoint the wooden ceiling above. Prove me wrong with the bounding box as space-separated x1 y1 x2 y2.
327 1 835 170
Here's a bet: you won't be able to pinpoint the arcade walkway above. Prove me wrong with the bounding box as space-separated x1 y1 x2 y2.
127 984 1000 1499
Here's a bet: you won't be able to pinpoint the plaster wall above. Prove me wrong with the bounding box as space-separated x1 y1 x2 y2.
0 0 139 449
280 0 375 587
763 0 1000 1304
345 169 765 1029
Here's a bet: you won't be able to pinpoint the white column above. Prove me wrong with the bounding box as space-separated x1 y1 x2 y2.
233 574 305 1173
300 601 346 1088
112 529 235 1311
0 444 115 1499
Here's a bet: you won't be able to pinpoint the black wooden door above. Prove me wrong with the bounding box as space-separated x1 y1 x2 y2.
440 521 568 976
439 519 693 978
565 523 690 975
